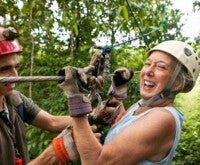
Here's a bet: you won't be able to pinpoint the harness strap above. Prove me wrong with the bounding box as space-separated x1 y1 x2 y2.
139 62 182 107
7 92 26 122
0 110 22 160
16 103 25 122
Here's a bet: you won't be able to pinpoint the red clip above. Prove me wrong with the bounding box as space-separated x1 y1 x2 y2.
16 158 22 165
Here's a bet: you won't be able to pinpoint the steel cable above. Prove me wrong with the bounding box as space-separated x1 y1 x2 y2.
0 76 64 83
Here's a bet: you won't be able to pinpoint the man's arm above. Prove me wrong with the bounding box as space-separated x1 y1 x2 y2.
27 145 57 165
31 110 72 133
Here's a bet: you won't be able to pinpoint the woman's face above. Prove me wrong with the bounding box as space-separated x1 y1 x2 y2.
0 53 19 96
140 51 176 100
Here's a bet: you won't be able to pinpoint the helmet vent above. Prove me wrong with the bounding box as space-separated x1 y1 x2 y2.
184 48 192 56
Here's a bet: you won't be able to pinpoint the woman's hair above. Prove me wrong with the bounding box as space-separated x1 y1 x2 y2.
172 63 194 94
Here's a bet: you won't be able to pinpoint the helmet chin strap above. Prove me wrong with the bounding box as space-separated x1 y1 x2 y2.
139 62 182 107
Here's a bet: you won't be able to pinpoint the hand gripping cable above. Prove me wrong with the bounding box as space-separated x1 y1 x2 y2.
0 47 111 103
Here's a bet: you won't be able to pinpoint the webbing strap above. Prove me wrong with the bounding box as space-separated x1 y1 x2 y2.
139 62 182 107
16 103 25 122
165 62 182 90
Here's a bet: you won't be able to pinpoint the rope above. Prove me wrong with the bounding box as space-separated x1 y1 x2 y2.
125 0 150 49
0 76 64 83
95 1 167 50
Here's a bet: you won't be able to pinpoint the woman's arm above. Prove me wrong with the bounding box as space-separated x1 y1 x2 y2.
72 108 176 165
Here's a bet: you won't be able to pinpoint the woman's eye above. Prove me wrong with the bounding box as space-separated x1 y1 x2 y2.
157 65 166 70
144 62 151 66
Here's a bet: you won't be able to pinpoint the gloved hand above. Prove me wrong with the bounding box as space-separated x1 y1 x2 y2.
107 67 134 100
52 126 80 163
90 99 122 125
58 66 94 117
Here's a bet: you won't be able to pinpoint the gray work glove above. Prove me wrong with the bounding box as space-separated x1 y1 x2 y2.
52 125 80 163
93 99 122 125
107 67 134 100
58 66 94 117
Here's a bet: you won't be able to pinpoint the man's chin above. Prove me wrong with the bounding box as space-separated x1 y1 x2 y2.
4 89 14 96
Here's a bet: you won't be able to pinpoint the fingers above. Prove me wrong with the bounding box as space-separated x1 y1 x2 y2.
89 50 102 66
106 99 121 107
96 76 104 89
83 65 95 74
58 63 104 94
94 133 102 142
94 99 120 123
77 65 95 85
87 75 104 92
77 69 88 85
114 67 131 80
90 125 98 132
64 67 75 80
112 67 134 88
58 67 76 88
57 66 74 84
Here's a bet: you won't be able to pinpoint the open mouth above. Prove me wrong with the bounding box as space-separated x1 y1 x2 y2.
4 83 15 89
144 80 155 88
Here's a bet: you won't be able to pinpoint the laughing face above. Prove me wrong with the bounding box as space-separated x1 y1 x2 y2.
140 51 177 101
0 53 19 96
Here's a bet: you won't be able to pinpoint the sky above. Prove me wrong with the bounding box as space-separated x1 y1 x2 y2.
95 0 200 46
7 0 200 43
172 0 200 40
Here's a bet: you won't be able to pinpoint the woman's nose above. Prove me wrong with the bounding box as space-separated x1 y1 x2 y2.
145 65 155 76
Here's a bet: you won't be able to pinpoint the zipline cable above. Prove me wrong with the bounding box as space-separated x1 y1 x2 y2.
0 2 167 83
0 76 64 83
125 0 150 49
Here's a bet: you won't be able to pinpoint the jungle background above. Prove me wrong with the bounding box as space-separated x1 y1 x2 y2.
0 0 200 164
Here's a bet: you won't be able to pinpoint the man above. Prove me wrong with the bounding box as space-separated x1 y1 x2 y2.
0 26 73 165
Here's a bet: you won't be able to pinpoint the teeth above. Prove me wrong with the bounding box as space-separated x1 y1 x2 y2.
144 80 155 86
5 83 15 87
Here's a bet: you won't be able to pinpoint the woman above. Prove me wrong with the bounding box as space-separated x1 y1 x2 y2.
58 40 200 165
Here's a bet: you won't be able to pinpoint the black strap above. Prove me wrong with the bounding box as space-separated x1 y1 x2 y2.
0 110 21 158
0 110 13 129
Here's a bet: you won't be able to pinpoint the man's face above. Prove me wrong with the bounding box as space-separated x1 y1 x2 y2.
0 53 19 96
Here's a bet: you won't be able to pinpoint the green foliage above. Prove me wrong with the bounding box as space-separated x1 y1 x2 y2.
173 116 200 165
26 126 56 159
1 0 200 164
173 79 200 165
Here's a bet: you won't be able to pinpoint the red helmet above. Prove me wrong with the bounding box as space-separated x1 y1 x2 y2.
0 27 23 56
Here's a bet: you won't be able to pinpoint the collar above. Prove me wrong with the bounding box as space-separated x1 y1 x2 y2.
0 97 9 118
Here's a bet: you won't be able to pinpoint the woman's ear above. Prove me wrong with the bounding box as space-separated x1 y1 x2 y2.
171 76 183 93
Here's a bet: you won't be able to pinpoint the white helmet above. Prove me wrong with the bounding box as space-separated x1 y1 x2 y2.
139 40 200 107
148 40 200 82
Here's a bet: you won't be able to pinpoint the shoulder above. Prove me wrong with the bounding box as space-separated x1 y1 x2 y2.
6 90 24 106
105 107 177 163
147 107 181 123
10 90 34 104
146 107 177 124
117 107 177 139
